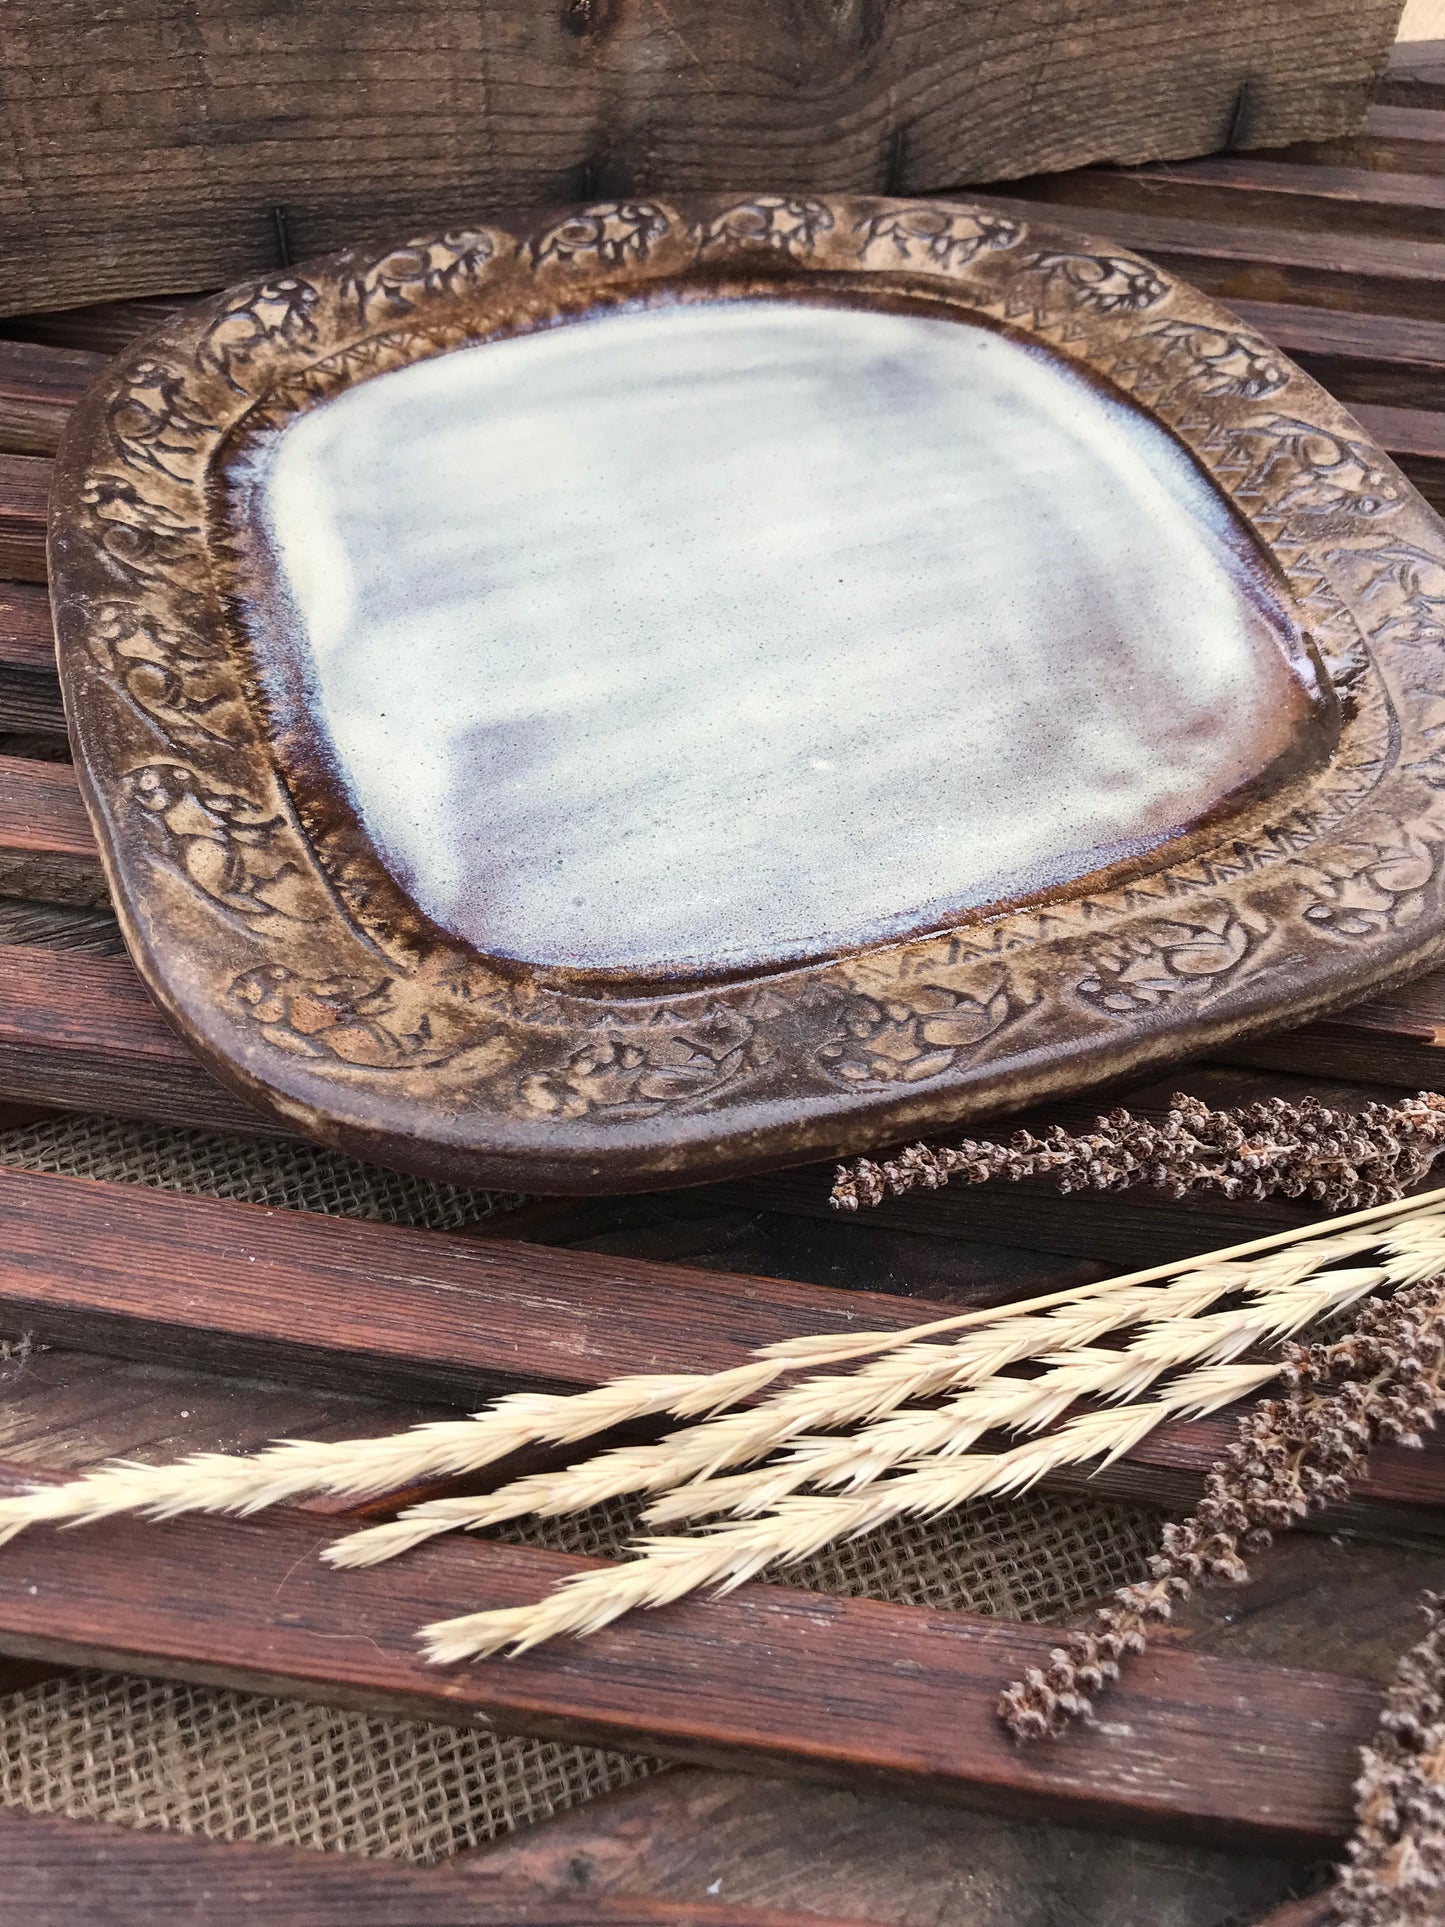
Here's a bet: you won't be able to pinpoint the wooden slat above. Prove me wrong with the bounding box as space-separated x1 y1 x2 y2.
1378 37 1445 112
0 339 102 458
0 454 49 583
0 1163 935 1402
1006 154 1445 242
1225 299 1445 409
0 1805 842 1927
0 756 102 904
967 192 1445 322
0 943 282 1135
0 583 65 737
1281 103 1445 175
0 1460 1381 1849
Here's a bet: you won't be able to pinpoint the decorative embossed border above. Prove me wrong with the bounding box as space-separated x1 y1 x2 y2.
47 194 1445 1192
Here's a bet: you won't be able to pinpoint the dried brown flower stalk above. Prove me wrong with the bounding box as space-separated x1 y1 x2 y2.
999 1273 1445 1741
1338 1591 1445 1925
832 1091 1445 1216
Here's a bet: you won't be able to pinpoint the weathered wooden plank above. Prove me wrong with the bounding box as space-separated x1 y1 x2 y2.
1280 103 1445 174
0 340 102 458
1 1159 1442 1521
0 756 103 904
967 192 1445 321
0 0 1404 317
0 1163 939 1402
1006 154 1445 241
1378 35 1445 111
0 584 65 736
0 1461 1382 1848
0 942 283 1135
0 1805 842 1927
1226 299 1445 409
0 455 49 584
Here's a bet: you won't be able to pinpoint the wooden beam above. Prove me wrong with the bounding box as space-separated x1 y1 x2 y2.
0 0 1403 316
0 1804 850 1927
0 1461 1381 1849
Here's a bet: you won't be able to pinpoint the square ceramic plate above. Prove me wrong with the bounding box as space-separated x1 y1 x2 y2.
48 195 1445 1191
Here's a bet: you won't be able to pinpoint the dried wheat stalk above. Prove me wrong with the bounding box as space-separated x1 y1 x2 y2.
328 1242 1396 1568
1339 1590 1445 1925
999 1272 1445 1740
8 1185 1435 1553
832 1091 1445 1215
417 1361 1276 1662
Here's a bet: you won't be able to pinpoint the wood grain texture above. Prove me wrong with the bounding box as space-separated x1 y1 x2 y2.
0 756 105 904
0 942 282 1133
0 1163 934 1401
0 584 65 736
0 0 1405 317
466 1765 1313 1927
0 1806 854 1927
0 1461 1382 1848
968 190 1445 321
1 1161 1443 1528
0 455 50 583
0 340 103 458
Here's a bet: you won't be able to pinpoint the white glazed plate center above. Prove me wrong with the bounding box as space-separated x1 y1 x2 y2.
243 298 1325 974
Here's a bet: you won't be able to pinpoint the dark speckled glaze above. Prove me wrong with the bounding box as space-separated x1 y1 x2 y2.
46 195 1445 1192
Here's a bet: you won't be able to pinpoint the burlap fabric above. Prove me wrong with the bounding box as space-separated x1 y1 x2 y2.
0 1110 1162 1861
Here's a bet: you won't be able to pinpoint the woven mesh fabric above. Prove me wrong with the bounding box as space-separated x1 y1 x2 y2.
0 1110 525 1228
0 1109 1163 1860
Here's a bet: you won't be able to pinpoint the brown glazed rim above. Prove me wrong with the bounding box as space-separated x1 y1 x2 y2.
46 193 1445 1194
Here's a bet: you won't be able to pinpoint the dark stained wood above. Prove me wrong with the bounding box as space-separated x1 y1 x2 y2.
0 454 50 583
2 1163 1444 1534
0 942 283 1134
0 0 1403 317
1378 36 1445 111
1219 966 1445 1085
0 1805 852 1927
1227 298 1445 409
0 755 104 904
0 583 65 737
1281 103 1445 175
467 1764 1312 1927
968 191 1445 322
0 339 103 458
0 1163 942 1402
0 1461 1382 1849
1006 153 1445 242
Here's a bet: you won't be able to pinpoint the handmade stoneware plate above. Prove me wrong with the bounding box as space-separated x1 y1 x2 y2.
48 194 1445 1191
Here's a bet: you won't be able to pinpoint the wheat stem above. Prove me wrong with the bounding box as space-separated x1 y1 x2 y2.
5 1202 1443 1554
327 1240 1390 1570
418 1361 1276 1662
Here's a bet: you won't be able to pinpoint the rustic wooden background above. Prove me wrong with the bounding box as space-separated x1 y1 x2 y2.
0 0 1407 317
